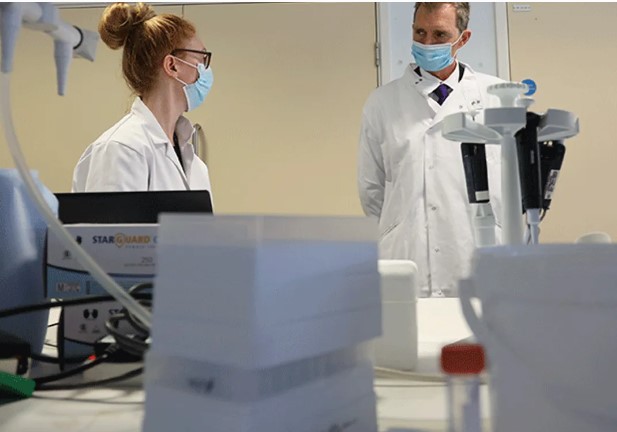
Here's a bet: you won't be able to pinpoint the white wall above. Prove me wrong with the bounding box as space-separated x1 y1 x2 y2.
378 2 510 84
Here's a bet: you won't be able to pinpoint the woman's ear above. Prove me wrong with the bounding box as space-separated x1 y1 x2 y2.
162 54 178 77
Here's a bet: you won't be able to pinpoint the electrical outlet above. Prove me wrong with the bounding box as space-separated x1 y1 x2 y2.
61 301 133 358
64 301 120 343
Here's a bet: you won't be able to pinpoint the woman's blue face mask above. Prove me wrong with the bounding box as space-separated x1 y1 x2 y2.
411 33 464 72
173 56 214 111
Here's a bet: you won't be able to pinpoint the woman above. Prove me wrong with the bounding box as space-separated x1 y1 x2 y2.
72 3 213 193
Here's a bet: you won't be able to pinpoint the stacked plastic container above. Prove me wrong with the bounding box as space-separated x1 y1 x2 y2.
373 260 418 371
143 215 382 432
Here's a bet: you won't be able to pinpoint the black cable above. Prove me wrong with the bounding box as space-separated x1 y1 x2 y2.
105 316 149 357
33 345 119 387
36 367 144 391
128 283 153 294
0 295 150 369
125 284 153 336
0 284 153 377
31 393 143 405
106 341 143 358
104 324 145 356
58 307 66 371
125 304 151 337
16 356 29 376
103 283 153 356
30 352 90 365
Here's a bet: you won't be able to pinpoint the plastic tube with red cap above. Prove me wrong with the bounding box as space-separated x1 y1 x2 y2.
441 343 486 432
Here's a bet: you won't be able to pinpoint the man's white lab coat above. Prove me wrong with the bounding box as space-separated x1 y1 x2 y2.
358 62 503 297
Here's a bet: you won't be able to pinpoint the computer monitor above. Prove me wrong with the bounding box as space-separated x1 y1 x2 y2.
55 190 213 224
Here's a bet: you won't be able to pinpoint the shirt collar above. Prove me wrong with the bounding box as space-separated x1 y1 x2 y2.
175 116 194 148
131 97 194 147
415 61 462 90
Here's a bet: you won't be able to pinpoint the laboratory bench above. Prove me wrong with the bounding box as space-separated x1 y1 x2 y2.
0 300 486 432
0 377 490 432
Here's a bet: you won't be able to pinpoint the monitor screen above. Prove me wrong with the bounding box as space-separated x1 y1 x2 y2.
55 190 213 224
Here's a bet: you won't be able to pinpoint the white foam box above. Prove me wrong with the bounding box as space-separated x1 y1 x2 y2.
150 214 382 369
373 260 418 371
46 224 157 299
143 357 377 432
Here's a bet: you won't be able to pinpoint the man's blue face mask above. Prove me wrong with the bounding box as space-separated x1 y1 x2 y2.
174 57 214 111
411 33 464 72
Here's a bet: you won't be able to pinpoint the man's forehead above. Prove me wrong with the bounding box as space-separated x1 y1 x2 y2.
414 4 457 26
417 3 456 16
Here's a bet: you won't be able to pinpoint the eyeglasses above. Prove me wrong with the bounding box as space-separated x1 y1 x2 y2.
171 48 212 69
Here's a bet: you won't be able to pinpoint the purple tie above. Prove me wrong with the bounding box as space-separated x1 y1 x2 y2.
432 83 452 105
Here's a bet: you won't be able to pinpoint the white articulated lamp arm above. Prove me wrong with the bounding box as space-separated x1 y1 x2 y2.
0 2 98 95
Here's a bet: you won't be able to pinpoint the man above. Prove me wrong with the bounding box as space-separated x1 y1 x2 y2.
357 2 503 297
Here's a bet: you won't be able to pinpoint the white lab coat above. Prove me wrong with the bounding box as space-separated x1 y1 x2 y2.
358 63 503 297
72 98 212 194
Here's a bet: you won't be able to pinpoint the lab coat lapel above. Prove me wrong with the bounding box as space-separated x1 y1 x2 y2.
409 64 484 127
181 141 196 184
433 69 484 126
409 69 439 117
432 87 467 126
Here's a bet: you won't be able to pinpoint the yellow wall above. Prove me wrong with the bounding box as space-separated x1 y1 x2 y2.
508 2 617 242
185 3 377 215
0 3 377 217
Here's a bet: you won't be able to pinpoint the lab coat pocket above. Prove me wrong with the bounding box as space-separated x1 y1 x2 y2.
379 180 401 239
381 220 400 239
